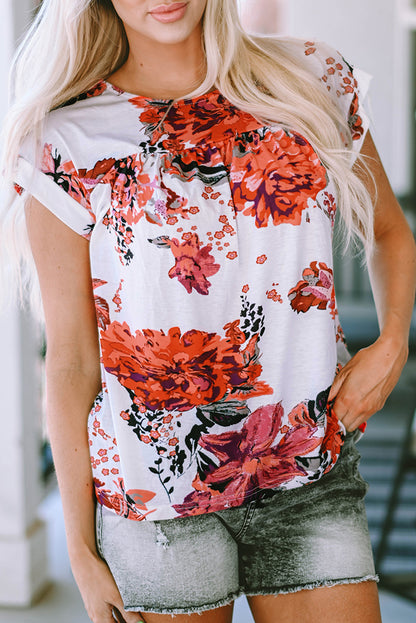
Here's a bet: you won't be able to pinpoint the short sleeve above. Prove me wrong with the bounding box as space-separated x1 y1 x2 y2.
302 40 372 165
14 136 96 239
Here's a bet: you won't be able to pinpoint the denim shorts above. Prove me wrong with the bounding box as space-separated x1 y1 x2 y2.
95 431 378 616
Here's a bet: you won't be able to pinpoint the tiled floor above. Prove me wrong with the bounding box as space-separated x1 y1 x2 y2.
0 487 415 622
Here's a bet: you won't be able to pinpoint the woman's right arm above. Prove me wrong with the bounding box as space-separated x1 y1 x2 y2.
25 197 144 623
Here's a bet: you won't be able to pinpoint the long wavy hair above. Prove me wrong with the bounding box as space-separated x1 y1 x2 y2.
0 0 374 314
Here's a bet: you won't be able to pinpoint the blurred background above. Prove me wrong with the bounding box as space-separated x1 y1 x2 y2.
0 1 415 621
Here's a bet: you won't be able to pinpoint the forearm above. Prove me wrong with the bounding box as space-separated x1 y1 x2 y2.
46 361 101 562
367 221 416 346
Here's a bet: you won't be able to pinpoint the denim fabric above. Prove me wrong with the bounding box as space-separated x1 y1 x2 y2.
95 431 377 615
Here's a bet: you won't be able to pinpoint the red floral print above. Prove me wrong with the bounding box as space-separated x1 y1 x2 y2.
24 41 369 520
223 319 246 345
231 128 327 228
41 143 94 223
100 322 272 413
132 91 263 148
348 92 365 142
174 402 321 516
101 155 153 223
167 233 220 295
92 278 110 329
288 261 335 314
94 477 156 520
321 404 345 473
256 254 267 264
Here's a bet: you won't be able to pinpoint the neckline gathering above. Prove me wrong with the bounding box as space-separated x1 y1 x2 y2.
102 79 221 106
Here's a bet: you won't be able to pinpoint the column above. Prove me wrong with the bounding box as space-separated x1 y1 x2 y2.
0 0 49 606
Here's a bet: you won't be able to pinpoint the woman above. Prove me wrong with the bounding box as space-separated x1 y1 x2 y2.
1 1 415 622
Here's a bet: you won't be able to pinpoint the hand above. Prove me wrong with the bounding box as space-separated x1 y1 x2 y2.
70 547 146 623
328 334 408 432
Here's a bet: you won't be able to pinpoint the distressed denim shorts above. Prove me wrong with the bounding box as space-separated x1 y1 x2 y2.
95 431 378 616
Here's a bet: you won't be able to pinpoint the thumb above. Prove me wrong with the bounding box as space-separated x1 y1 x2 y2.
112 605 146 623
125 612 146 623
328 371 344 403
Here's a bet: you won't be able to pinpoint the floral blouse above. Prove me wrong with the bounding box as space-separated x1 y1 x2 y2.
15 39 371 521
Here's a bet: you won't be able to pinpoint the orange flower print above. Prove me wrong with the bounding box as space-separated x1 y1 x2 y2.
100 322 270 412
288 261 335 314
101 155 153 223
266 289 282 303
41 143 95 226
65 80 108 107
133 92 262 148
321 403 344 473
304 41 317 56
231 128 327 228
92 278 110 329
94 477 156 520
256 254 267 264
78 157 117 185
167 233 220 295
348 92 365 142
223 319 246 345
97 155 154 263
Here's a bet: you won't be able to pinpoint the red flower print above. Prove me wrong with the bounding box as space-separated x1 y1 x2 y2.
112 279 124 313
231 128 327 227
63 80 108 107
256 255 267 264
223 319 246 345
348 92 365 142
78 157 117 187
101 155 153 223
321 404 344 472
92 278 110 329
94 477 156 520
288 261 335 314
100 322 271 412
321 191 337 225
227 334 273 402
167 233 220 295
288 401 317 429
266 289 282 303
133 91 262 148
41 144 95 225
173 402 321 516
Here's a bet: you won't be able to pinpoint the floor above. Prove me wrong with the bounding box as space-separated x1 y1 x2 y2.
1 358 415 622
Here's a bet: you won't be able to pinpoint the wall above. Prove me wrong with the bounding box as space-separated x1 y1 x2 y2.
285 0 413 197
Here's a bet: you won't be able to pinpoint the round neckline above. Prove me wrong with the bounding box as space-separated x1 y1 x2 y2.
102 79 220 105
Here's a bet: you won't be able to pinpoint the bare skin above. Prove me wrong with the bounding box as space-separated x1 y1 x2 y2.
25 1 416 623
247 582 382 623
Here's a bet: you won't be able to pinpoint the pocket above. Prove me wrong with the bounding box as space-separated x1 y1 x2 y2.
95 502 104 558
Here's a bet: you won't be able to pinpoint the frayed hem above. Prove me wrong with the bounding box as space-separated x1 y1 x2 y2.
123 589 242 616
123 575 379 614
245 574 380 597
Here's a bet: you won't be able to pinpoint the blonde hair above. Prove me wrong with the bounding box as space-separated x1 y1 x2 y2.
0 0 374 313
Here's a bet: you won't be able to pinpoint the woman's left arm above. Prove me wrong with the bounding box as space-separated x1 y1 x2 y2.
328 131 416 432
